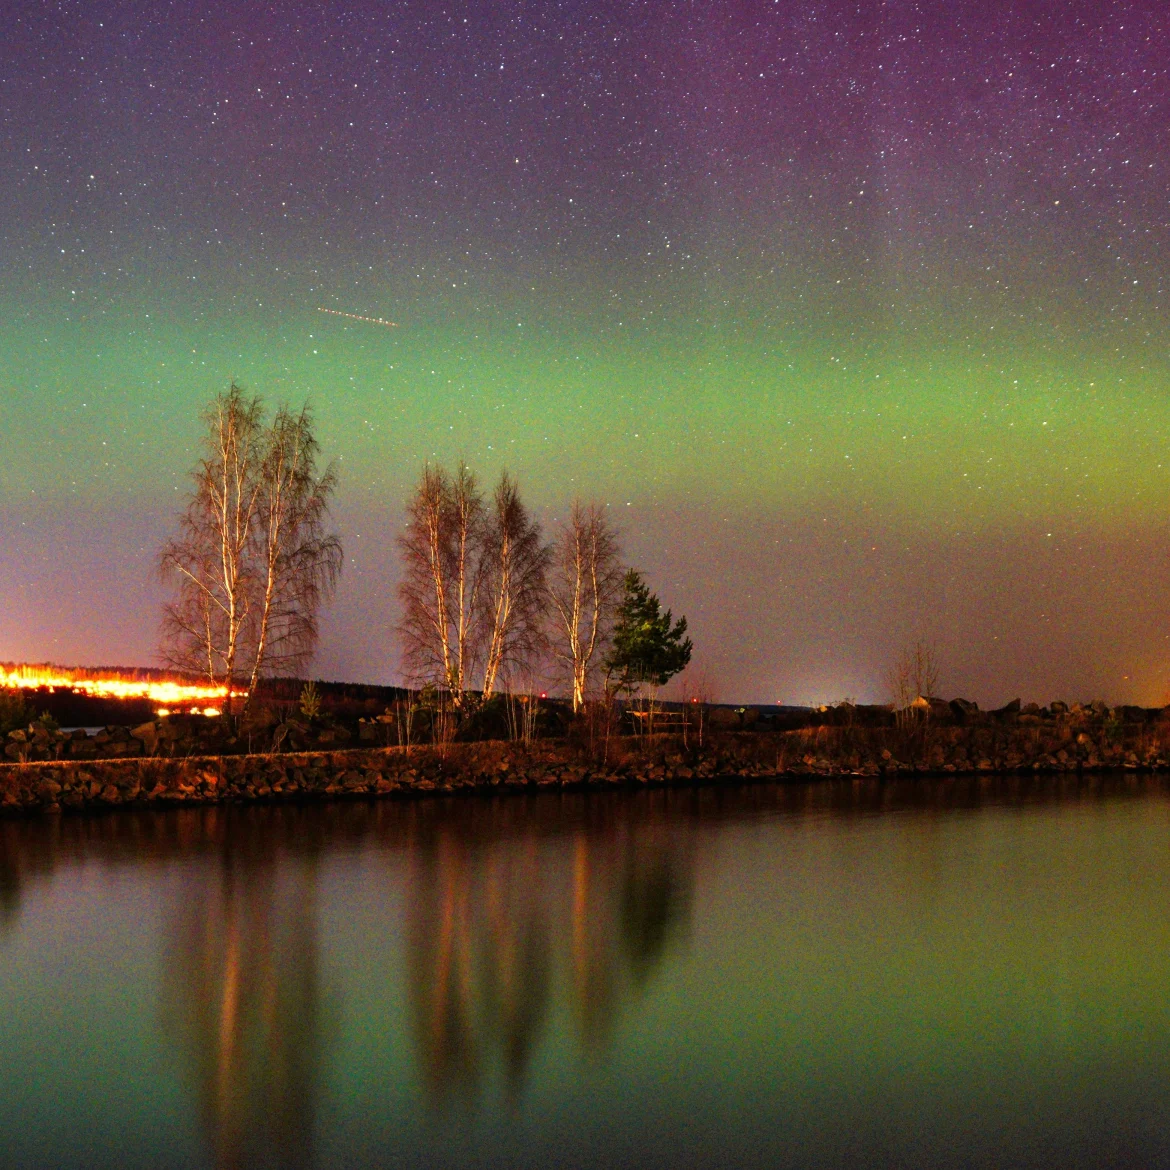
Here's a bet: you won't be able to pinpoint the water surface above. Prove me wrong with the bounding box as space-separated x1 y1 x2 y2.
3 775 1170 1168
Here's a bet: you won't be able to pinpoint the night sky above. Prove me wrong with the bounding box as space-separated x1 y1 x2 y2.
2 0 1169 705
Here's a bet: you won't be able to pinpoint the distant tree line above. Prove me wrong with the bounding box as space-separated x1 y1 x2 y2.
158 385 692 722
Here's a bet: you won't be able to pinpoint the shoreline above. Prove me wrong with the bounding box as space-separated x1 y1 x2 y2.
3 730 1170 817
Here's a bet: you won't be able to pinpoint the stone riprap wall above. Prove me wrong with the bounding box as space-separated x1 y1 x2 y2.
3 716 1170 816
2 713 416 763
773 714 1170 776
0 742 735 816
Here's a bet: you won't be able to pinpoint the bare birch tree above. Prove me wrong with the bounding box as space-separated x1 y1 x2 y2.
548 502 623 713
160 384 263 716
885 640 941 729
397 462 486 707
479 473 551 701
446 463 484 704
160 385 341 717
244 404 343 711
397 465 452 696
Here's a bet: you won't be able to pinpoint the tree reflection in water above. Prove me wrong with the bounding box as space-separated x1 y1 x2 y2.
6 776 1169 1149
406 796 696 1107
160 809 324 1170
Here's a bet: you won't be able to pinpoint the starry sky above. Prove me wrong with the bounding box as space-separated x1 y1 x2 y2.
2 0 1169 705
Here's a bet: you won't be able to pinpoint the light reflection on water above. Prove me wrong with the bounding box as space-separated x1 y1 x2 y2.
161 824 324 1170
404 802 693 1109
2 775 1170 1168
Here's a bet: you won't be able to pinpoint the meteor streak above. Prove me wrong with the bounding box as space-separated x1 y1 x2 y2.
316 307 398 327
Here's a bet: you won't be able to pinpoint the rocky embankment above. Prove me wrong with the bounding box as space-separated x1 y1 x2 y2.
2 712 380 763
3 702 1170 816
0 742 735 816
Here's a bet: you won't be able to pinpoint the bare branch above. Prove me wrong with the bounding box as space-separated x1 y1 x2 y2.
245 402 342 704
158 386 341 717
479 472 551 701
886 640 941 728
158 384 264 713
547 502 623 713
396 462 486 707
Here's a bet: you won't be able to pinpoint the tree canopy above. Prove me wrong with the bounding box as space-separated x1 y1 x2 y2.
158 383 341 715
396 462 549 707
604 570 693 692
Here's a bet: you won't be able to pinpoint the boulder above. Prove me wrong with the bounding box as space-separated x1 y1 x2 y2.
131 722 158 752
992 699 1021 721
949 698 979 722
240 704 278 734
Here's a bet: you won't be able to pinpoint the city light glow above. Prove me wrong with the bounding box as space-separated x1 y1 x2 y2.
0 663 239 710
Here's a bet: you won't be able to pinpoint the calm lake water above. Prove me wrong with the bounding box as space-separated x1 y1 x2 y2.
3 775 1170 1168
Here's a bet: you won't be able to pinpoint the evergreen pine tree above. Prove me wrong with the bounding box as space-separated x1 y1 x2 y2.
604 570 693 694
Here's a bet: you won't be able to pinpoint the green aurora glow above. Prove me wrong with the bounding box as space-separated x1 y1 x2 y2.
3 0 1169 702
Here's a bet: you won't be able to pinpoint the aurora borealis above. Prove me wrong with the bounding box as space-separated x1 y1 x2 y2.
2 0 1169 704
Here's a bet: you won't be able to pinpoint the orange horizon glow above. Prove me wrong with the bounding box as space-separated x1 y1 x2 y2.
0 664 241 711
